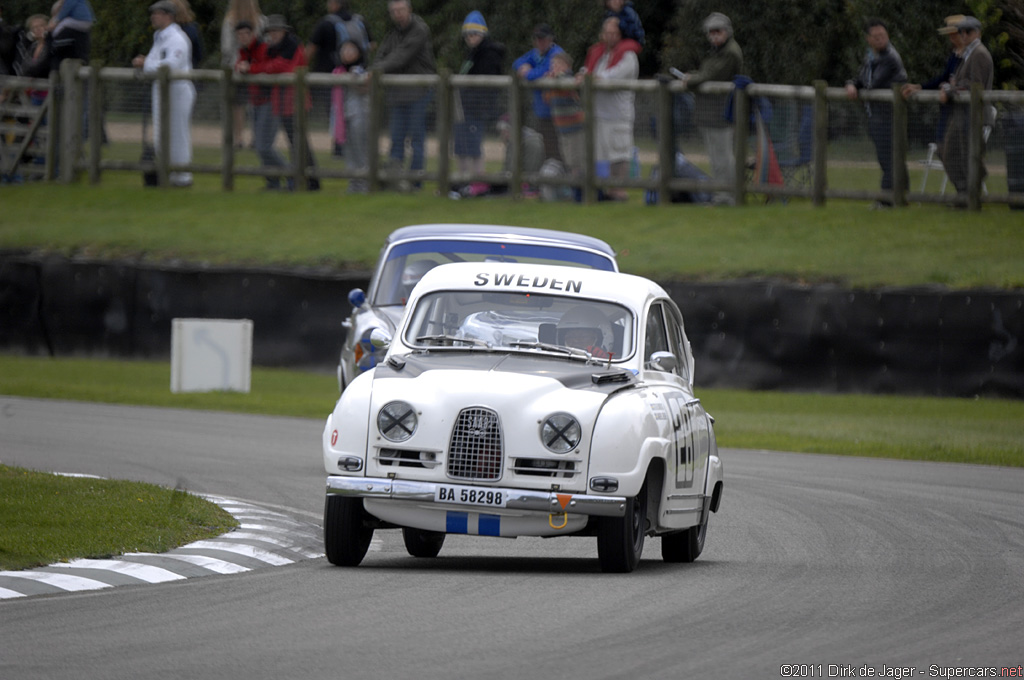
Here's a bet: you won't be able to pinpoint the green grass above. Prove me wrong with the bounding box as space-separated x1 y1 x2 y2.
0 463 238 571
2 171 1022 290
3 355 1022 468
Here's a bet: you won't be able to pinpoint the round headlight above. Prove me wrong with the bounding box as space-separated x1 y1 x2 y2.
378 401 417 442
541 413 581 454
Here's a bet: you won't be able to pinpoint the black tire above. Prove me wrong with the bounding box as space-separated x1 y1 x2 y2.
596 479 648 573
324 495 374 567
661 510 708 563
402 527 446 558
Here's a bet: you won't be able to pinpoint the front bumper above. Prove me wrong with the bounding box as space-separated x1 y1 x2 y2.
326 475 627 518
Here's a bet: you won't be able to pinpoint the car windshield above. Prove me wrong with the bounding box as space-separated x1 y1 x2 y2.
373 240 617 307
403 290 635 361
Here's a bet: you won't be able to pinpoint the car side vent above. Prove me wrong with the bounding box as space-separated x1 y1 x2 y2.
592 370 631 385
447 407 503 481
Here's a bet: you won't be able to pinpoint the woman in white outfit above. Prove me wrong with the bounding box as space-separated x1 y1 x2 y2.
133 0 195 187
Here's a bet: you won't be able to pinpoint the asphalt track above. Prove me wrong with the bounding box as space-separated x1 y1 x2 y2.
1 397 1021 679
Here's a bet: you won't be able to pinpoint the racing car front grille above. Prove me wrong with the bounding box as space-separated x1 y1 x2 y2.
447 407 503 481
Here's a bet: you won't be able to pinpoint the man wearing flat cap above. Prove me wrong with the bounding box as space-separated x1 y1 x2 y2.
675 12 744 205
901 15 966 145
940 16 994 198
133 0 195 187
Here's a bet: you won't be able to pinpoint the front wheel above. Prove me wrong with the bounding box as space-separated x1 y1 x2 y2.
596 480 648 573
661 509 708 563
402 527 446 558
324 495 374 567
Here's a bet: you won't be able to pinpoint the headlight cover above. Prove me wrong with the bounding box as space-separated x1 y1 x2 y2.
378 401 417 442
541 413 581 454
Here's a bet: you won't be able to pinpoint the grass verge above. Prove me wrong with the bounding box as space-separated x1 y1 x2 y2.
3 355 1022 468
0 464 238 571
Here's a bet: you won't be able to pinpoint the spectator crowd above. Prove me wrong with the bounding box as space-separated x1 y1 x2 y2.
0 0 1001 205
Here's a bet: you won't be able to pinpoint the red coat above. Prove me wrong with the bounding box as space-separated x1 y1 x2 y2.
583 38 641 75
251 32 310 117
237 39 270 106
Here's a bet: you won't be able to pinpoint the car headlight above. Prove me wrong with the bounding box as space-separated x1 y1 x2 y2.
377 401 417 442
541 413 581 454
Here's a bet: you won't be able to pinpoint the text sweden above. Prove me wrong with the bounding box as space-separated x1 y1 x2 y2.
474 272 583 293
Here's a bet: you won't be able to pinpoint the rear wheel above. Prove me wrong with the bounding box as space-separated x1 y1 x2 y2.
661 509 708 563
324 495 374 567
402 527 446 558
596 480 648 573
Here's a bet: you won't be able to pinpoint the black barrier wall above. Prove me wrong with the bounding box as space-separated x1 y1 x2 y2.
1 253 1021 397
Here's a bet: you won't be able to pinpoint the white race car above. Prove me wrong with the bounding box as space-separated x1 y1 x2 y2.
322 262 723 572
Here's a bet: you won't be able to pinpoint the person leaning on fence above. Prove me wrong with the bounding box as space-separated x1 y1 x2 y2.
494 113 544 197
221 0 266 148
257 14 320 191
513 24 566 164
542 52 585 188
332 39 370 193
15 14 51 79
371 0 436 191
48 0 93 68
900 15 965 145
132 1 195 188
674 12 743 206
845 18 907 209
583 16 640 201
939 16 994 201
234 20 279 189
454 10 505 197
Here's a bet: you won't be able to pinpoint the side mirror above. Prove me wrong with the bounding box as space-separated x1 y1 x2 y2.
650 351 678 373
369 328 392 351
348 288 366 310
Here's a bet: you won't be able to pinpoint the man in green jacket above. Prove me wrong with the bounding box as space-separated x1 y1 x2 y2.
371 0 436 188
678 12 744 205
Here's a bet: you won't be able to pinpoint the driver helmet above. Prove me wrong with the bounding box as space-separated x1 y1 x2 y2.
400 259 439 296
557 305 612 351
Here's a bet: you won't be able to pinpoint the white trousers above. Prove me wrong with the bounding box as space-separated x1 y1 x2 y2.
151 81 196 185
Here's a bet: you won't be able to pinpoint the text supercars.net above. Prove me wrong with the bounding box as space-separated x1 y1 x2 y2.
779 664 1023 678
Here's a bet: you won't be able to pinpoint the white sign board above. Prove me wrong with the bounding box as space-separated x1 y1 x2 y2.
171 318 253 393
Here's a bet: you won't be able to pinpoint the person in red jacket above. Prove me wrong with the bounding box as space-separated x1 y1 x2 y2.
238 14 319 190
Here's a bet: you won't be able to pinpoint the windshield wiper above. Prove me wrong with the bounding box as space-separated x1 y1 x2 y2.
415 334 492 348
508 340 596 362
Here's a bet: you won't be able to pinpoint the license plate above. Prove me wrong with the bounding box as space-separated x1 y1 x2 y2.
435 484 507 508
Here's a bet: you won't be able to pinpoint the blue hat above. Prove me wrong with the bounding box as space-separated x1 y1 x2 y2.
462 11 487 34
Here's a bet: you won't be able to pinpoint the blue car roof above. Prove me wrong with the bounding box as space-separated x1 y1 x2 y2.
385 224 618 262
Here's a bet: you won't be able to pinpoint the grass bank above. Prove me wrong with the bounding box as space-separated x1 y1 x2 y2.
1 174 1022 290
0 464 238 571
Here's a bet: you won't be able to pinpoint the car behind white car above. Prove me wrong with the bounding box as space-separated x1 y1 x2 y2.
323 262 722 572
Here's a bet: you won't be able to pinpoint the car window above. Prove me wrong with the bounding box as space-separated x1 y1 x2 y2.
663 303 690 382
644 303 670 366
404 290 634 360
374 240 617 307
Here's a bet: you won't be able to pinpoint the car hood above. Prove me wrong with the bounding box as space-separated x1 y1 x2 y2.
375 352 637 394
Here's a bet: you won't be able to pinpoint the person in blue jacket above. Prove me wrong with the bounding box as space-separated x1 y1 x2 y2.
513 23 565 162
604 0 644 47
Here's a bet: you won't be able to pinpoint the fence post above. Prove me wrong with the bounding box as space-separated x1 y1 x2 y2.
508 76 522 198
656 78 673 206
891 83 908 207
967 82 985 211
156 65 171 187
812 80 828 207
44 71 59 180
367 71 382 192
293 67 308 192
732 84 748 206
582 72 597 204
436 70 451 196
59 58 82 184
221 67 235 191
87 62 102 184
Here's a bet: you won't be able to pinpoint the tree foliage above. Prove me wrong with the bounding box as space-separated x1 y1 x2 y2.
0 0 1018 87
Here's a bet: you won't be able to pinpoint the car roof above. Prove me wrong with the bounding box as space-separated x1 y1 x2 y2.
386 224 618 262
412 262 667 312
